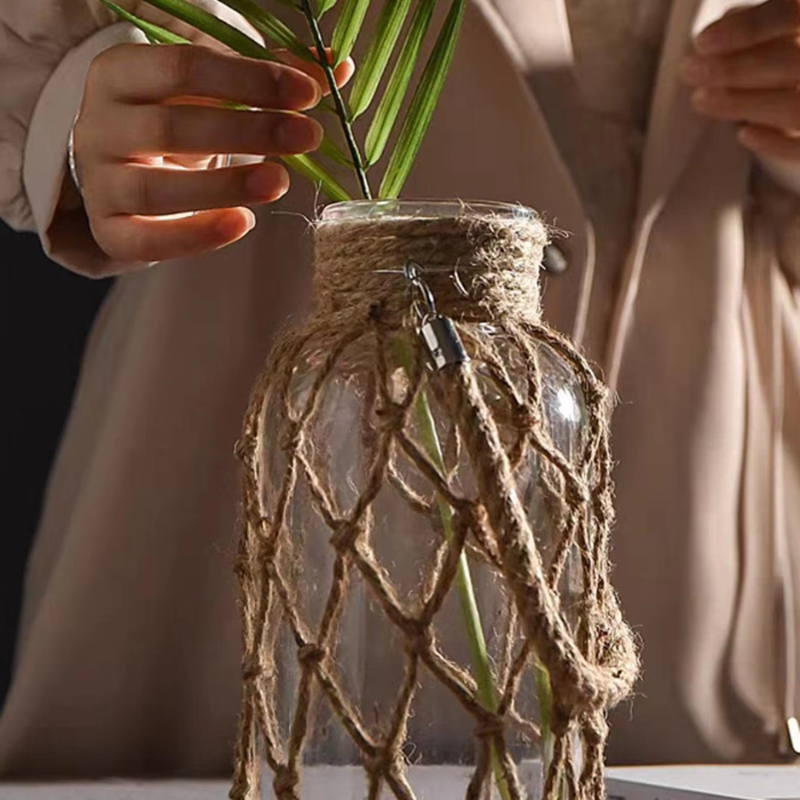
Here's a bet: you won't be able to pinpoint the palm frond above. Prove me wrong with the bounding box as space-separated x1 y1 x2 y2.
98 0 192 44
348 0 414 119
363 0 435 168
379 0 465 198
137 0 273 59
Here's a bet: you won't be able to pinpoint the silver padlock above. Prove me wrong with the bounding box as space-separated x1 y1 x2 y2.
420 316 469 370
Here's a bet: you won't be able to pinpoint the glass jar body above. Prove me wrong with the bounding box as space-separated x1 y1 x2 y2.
258 313 586 799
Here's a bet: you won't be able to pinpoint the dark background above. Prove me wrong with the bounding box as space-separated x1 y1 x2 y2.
0 221 111 705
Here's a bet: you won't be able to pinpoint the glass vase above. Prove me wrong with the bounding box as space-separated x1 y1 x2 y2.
242 201 598 800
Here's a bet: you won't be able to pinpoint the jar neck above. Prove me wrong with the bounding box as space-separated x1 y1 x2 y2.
312 204 547 326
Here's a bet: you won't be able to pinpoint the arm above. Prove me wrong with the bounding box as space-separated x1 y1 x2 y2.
0 6 143 240
0 0 308 275
680 0 800 284
3 16 148 273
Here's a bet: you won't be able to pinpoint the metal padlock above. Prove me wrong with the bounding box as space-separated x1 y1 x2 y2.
420 316 469 370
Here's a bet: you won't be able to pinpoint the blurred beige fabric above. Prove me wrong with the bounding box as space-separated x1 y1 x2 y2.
0 0 798 776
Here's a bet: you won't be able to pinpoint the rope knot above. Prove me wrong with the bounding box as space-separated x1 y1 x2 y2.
474 712 506 741
549 704 573 738
234 435 255 462
241 655 262 681
297 643 325 667
404 619 433 656
257 537 277 569
460 502 488 532
279 422 302 453
374 402 407 436
233 554 250 580
580 710 609 749
329 517 362 554
363 746 404 778
273 765 299 800
512 402 540 433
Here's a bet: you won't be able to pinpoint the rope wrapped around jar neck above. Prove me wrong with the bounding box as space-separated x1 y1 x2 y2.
312 214 548 326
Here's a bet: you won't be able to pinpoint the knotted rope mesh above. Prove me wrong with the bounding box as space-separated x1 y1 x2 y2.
231 210 639 800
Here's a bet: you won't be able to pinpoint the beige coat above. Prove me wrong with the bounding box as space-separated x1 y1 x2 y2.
0 0 798 776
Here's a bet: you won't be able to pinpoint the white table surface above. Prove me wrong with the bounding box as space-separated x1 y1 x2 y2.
0 763 545 799
0 781 230 800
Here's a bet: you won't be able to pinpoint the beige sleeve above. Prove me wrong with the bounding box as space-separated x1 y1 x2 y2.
0 1 261 275
757 153 800 197
754 162 800 288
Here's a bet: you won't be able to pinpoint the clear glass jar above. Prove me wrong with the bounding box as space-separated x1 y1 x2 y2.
257 201 586 800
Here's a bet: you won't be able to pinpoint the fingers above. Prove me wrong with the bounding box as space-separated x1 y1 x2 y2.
738 124 800 158
73 41 354 268
695 0 800 55
685 0 800 151
91 161 289 217
90 43 321 110
691 87 800 131
92 207 256 263
87 104 323 158
682 38 800 89
74 42 331 267
279 48 356 94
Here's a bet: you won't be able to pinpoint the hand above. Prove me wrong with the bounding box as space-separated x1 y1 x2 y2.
73 43 352 267
681 0 800 163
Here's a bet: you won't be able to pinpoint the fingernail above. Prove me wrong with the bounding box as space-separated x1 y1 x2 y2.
279 69 321 110
245 166 280 199
680 56 709 84
217 209 255 237
239 209 256 233
277 114 323 153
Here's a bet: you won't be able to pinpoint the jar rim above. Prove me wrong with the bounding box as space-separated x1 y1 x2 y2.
320 199 537 223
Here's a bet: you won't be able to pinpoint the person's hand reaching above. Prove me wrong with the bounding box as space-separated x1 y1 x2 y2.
682 0 800 163
71 43 352 267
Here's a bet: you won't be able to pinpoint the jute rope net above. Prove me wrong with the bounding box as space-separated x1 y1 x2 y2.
231 209 639 800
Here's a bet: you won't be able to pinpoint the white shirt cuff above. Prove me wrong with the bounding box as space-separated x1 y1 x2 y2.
22 23 147 251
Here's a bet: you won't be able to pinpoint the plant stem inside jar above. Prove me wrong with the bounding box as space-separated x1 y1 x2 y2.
394 336 512 800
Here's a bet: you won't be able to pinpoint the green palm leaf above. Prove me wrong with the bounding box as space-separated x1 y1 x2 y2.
98 0 192 44
319 136 353 168
138 0 273 59
316 0 338 15
348 0 414 119
214 0 313 62
378 0 465 198
330 0 370 66
363 0 435 167
282 154 352 202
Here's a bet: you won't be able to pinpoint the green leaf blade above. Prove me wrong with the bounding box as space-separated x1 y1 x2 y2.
348 0 414 119
330 0 370 66
214 0 313 62
98 0 192 44
378 0 465 198
281 154 352 202
319 135 353 168
316 0 338 15
363 0 435 168
138 0 273 59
